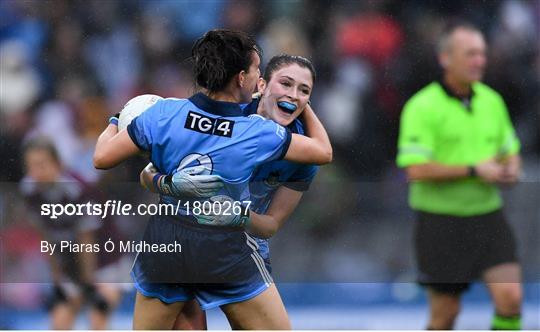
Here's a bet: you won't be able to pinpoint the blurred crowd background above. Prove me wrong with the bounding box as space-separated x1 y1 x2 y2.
1 0 539 328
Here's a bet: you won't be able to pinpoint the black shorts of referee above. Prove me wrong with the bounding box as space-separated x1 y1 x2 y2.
414 209 518 294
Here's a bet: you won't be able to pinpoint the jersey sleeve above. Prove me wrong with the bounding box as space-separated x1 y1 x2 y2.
254 117 292 164
396 99 435 168
284 165 319 191
126 100 163 152
496 96 520 156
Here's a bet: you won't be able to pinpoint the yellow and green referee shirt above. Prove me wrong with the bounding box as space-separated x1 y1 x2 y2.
396 81 520 217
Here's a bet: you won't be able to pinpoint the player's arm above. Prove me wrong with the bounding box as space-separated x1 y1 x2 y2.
93 122 140 169
245 187 303 239
285 104 332 165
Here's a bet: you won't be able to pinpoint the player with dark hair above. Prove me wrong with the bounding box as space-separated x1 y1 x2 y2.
93 30 332 329
397 23 522 330
20 136 122 329
140 54 320 329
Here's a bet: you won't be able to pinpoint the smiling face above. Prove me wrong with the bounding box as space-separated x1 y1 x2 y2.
258 63 313 126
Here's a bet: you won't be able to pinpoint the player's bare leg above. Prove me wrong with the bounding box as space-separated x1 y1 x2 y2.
89 283 122 329
133 291 185 329
483 263 522 329
51 294 82 330
89 309 108 330
426 289 461 330
220 284 290 330
173 299 207 330
51 302 77 330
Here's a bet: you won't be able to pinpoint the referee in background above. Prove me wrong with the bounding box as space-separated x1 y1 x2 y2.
397 23 523 330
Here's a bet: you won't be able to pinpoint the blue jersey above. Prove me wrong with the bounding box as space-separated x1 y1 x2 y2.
128 93 293 308
242 99 319 259
127 93 292 211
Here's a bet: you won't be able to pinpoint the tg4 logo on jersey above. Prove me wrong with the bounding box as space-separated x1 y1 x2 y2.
185 111 234 137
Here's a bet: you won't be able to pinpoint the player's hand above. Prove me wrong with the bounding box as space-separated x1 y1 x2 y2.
475 159 505 183
144 162 158 173
108 112 121 126
195 195 251 227
160 166 224 198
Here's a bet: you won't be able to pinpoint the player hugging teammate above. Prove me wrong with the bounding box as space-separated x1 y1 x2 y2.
93 29 332 329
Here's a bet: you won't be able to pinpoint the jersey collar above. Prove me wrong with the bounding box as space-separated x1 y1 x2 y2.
189 92 245 117
242 97 260 116
437 79 476 111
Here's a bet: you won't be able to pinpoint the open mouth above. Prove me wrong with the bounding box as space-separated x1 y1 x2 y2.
277 101 297 114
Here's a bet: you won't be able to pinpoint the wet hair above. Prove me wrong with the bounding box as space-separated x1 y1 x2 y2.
191 29 262 92
437 21 483 54
263 54 316 83
22 136 61 164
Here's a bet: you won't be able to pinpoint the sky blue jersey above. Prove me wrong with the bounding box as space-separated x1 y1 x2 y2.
242 99 319 261
127 93 292 208
243 99 319 214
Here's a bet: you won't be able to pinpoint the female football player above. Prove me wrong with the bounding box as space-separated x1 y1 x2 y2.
93 30 331 329
141 54 320 329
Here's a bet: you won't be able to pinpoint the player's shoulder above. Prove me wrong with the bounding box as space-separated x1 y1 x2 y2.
245 113 275 125
159 97 191 110
150 97 191 118
244 114 289 144
243 113 283 132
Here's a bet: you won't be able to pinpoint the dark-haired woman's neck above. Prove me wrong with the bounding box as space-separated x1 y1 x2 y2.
207 88 243 103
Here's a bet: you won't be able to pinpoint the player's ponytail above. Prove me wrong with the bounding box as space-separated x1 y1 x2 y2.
192 29 261 93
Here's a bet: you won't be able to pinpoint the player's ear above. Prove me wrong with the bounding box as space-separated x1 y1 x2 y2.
257 77 266 93
238 70 246 88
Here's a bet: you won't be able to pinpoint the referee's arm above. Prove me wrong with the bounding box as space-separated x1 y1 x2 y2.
406 162 470 181
405 159 505 183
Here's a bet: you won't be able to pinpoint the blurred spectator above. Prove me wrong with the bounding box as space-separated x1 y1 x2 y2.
0 40 41 115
